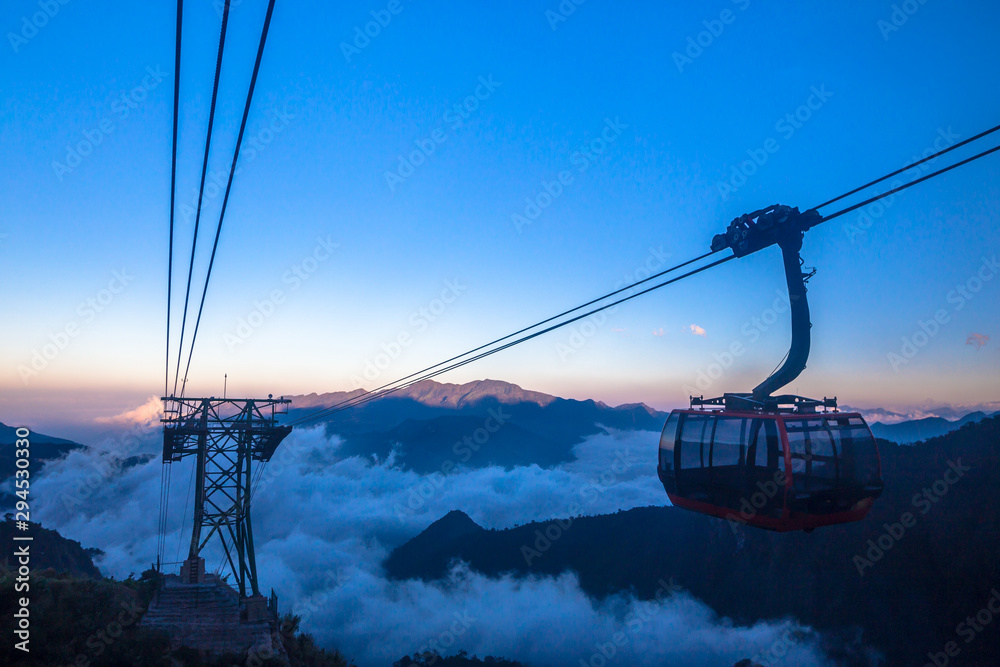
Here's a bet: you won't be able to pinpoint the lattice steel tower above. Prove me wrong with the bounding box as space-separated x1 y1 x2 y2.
161 395 291 599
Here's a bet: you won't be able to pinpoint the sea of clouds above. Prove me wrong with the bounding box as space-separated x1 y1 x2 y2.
26 401 859 666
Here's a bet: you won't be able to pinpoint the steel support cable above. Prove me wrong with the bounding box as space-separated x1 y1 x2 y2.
282 250 721 427
283 126 1000 431
283 249 720 428
159 0 184 573
161 463 174 569
174 456 197 565
181 0 277 390
285 255 736 429
812 122 1000 211
162 464 173 566
172 0 232 398
250 253 736 502
814 141 1000 224
166 0 184 398
157 463 168 567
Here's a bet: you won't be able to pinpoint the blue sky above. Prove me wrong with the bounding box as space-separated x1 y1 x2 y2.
2 0 999 427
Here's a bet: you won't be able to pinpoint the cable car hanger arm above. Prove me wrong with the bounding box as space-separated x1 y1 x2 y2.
701 204 829 410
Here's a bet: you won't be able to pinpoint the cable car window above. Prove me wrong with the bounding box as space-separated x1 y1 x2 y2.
786 425 809 475
659 412 680 474
837 425 881 486
808 424 837 482
679 414 713 471
747 418 780 470
711 417 746 467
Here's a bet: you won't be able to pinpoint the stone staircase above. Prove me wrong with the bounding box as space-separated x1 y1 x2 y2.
141 573 284 660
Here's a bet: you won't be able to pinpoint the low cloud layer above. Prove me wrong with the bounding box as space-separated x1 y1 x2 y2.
30 422 848 666
94 395 163 426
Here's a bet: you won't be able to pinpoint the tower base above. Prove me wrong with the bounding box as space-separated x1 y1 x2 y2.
141 573 285 663
181 556 206 584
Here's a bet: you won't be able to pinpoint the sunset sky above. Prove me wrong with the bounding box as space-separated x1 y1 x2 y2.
3 0 999 432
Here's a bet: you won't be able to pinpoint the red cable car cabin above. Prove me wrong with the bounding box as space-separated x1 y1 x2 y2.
657 407 883 531
654 204 885 531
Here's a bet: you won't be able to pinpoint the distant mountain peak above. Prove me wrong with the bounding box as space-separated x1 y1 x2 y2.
434 509 481 532
397 379 558 408
289 379 559 411
415 509 485 547
290 379 672 415
384 510 485 579
613 402 660 416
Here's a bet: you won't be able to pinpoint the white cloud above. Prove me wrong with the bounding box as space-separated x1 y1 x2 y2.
689 324 707 337
95 395 163 426
32 425 852 666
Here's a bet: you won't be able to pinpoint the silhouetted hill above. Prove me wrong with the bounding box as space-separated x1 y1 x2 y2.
0 423 87 512
393 652 526 667
287 380 666 472
0 421 84 479
292 379 559 410
386 511 485 579
868 410 994 443
0 519 102 578
386 416 1000 665
0 566 353 666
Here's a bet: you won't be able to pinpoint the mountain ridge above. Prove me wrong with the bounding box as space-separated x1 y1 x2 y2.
285 379 667 472
385 416 1000 665
288 378 661 413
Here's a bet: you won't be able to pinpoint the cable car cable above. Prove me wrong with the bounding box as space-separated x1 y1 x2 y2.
180 0 277 390
172 0 232 398
286 254 736 427
253 255 736 501
812 122 1000 211
814 140 1000 223
159 0 185 574
284 128 1000 430
284 249 721 425
166 0 184 399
